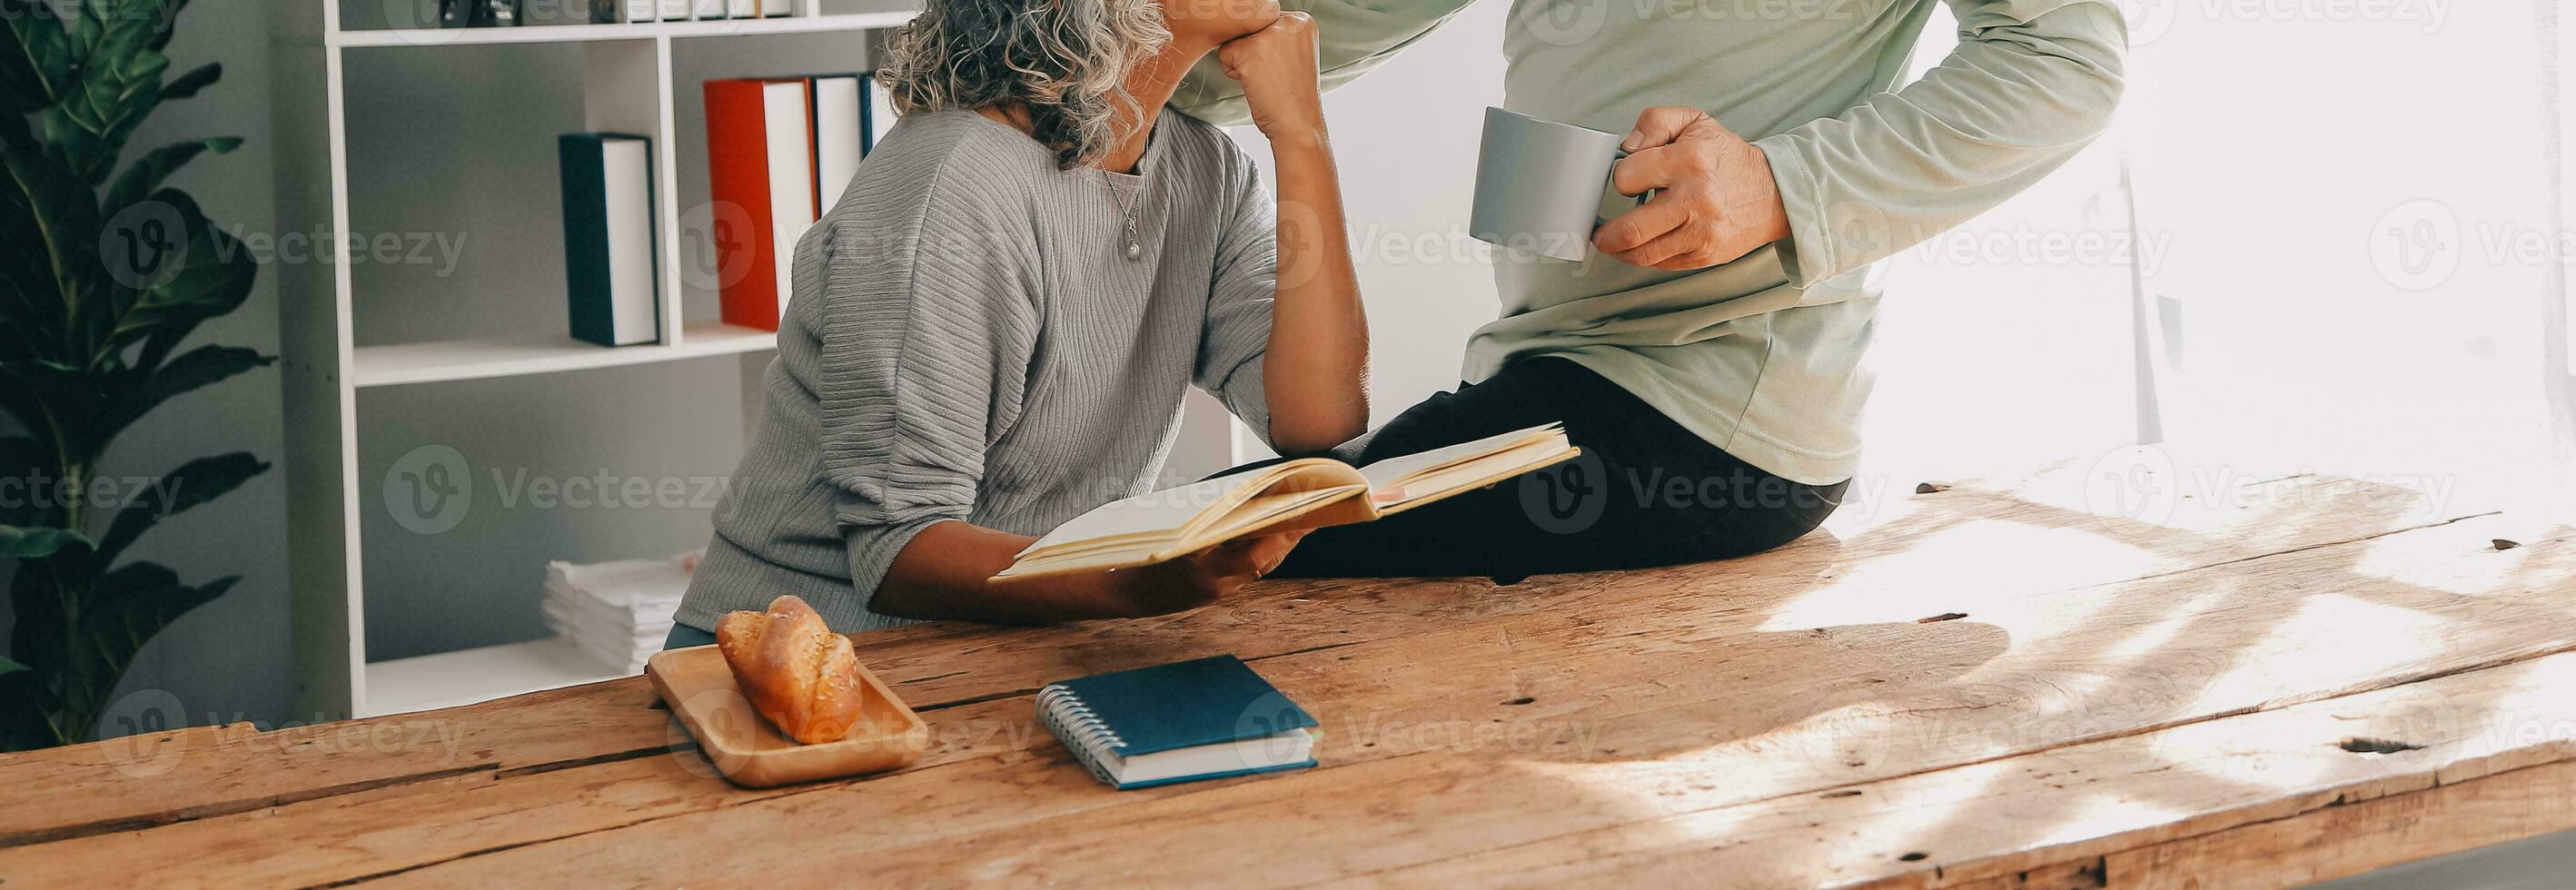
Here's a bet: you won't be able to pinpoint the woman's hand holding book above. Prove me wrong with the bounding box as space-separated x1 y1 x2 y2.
1100 531 1310 617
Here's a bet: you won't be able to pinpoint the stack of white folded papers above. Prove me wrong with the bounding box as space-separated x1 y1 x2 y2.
543 551 702 674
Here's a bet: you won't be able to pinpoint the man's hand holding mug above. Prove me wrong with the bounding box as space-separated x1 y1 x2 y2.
1595 106 1793 271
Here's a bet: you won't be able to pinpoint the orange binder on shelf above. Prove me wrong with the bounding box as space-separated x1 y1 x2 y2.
704 77 819 331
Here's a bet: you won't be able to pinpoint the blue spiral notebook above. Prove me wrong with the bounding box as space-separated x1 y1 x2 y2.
1036 655 1320 790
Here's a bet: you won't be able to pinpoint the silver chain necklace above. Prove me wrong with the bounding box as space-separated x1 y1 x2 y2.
1106 173 1143 261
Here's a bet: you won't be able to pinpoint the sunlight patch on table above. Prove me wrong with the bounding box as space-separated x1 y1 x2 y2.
2341 520 2549 597
1758 522 2152 631
2191 594 2442 710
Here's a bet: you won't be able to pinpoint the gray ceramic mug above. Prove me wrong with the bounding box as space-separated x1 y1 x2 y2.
1469 107 1648 262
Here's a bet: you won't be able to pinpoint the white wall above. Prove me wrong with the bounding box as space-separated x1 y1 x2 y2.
1855 0 2572 525
2118 0 2567 518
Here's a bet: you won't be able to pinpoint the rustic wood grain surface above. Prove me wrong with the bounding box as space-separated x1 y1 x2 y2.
4 458 2571 888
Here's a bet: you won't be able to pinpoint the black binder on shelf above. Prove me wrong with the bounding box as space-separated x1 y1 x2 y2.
560 134 662 348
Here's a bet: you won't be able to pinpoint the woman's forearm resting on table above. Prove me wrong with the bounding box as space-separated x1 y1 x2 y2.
866 520 1096 625
867 519 1300 624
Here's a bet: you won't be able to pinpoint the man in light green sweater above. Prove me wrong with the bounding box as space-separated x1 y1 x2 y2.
1180 0 2126 578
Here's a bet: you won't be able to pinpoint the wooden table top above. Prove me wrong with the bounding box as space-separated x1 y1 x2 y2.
5 457 2575 887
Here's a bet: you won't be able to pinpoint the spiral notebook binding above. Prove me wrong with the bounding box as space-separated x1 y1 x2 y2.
1036 683 1127 786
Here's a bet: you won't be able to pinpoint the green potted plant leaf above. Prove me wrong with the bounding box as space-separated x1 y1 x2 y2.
1 0 268 750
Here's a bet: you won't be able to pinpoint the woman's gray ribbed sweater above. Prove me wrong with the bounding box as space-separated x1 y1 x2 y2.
675 109 1279 634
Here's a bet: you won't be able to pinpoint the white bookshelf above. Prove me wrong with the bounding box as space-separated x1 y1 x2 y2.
330 10 917 46
363 638 633 717
353 321 780 388
273 0 917 718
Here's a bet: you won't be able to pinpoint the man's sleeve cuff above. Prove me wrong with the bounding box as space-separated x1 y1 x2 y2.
1754 131 1838 289
1172 54 1254 126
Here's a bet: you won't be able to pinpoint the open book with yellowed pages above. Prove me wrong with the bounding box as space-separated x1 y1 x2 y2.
993 424 1578 579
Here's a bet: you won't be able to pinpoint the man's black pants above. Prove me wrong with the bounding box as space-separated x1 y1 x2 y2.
1262 357 1849 582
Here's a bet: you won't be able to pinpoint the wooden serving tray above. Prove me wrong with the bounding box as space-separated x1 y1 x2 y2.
647 644 932 787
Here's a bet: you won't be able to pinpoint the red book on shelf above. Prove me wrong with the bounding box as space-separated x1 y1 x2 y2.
705 77 819 331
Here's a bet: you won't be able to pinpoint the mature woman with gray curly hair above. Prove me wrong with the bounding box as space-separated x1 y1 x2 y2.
669 0 1368 640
